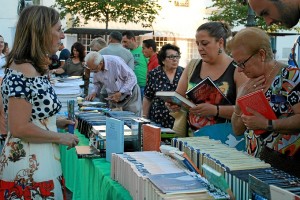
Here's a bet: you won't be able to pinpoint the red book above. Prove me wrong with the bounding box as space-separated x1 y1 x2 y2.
237 90 277 135
142 124 161 151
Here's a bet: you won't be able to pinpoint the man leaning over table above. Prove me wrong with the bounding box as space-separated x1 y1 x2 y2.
84 51 141 116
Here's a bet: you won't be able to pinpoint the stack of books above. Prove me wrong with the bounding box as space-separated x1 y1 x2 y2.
248 168 300 200
111 151 226 200
52 76 84 112
171 137 271 200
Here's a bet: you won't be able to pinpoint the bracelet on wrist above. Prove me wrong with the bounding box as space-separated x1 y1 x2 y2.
233 111 242 117
215 105 219 118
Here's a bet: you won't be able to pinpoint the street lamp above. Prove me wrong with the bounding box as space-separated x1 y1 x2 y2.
237 0 256 27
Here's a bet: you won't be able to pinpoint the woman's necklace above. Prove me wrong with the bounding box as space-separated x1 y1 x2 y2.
265 61 278 81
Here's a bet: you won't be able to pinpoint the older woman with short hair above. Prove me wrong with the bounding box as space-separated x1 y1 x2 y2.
228 27 300 177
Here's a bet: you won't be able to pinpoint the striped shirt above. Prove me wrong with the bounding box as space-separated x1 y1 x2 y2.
92 55 137 95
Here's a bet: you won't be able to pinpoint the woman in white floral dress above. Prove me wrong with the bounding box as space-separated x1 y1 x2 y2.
0 6 79 200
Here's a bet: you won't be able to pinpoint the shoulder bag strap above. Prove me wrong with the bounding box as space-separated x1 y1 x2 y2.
187 59 201 82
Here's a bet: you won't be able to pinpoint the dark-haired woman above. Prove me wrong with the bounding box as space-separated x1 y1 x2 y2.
143 43 184 128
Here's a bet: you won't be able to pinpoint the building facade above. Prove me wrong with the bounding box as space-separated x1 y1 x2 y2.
0 0 299 66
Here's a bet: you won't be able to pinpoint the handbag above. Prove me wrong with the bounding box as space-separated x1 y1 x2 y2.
171 59 201 137
170 110 188 137
193 123 246 151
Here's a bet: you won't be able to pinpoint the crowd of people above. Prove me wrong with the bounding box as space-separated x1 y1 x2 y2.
0 0 299 198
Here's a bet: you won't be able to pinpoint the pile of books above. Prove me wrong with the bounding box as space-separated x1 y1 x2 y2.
52 76 84 112
171 137 271 200
111 151 228 200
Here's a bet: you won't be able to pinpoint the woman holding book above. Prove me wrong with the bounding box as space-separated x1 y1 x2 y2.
143 44 184 128
173 22 247 134
228 27 300 177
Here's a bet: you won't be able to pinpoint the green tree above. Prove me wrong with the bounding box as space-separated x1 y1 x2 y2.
207 0 299 33
53 0 162 38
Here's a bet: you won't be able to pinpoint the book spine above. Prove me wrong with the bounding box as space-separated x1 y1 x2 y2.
182 152 201 174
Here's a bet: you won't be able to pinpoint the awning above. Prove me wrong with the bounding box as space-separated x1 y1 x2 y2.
64 28 153 36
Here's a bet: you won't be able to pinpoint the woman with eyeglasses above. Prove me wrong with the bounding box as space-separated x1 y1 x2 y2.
143 43 184 129
172 21 247 135
228 27 300 177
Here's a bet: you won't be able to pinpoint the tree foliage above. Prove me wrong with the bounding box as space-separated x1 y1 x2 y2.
53 0 162 33
207 0 299 33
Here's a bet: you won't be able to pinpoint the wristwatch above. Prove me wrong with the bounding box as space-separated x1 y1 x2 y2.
266 120 274 132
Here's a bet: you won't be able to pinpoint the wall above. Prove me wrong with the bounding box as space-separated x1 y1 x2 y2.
0 0 18 47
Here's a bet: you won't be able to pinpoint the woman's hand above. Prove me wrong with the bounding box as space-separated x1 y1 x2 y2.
59 133 79 150
165 102 181 112
241 107 268 130
238 75 266 98
56 117 77 130
189 103 217 117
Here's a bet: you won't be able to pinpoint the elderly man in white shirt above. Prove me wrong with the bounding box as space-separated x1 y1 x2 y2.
84 51 141 116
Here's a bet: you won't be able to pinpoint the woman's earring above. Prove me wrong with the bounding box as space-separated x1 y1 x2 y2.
218 48 222 55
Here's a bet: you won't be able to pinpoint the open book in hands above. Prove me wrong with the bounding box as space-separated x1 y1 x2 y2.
186 77 230 105
155 91 196 111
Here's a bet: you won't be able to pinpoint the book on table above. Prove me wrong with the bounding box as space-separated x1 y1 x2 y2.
142 124 161 151
202 164 234 199
147 171 207 194
237 90 277 135
186 76 230 105
75 146 105 158
131 117 151 151
155 91 196 110
105 117 124 162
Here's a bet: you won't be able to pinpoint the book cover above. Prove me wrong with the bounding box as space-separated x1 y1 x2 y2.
170 151 201 175
75 146 105 158
147 171 207 194
131 118 151 151
237 90 277 135
142 124 161 151
270 184 300 200
106 117 124 162
186 76 230 105
202 164 234 199
93 124 131 139
155 91 196 110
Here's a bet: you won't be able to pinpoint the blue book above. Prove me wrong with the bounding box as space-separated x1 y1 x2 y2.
147 171 207 194
106 117 124 162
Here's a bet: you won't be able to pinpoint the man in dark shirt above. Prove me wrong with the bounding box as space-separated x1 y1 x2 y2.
58 42 70 67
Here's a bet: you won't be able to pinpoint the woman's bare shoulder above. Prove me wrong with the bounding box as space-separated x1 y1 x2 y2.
9 63 40 77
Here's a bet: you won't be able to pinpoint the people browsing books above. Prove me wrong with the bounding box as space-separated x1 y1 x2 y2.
173 21 247 132
84 52 141 116
228 27 300 177
143 44 184 128
50 42 86 76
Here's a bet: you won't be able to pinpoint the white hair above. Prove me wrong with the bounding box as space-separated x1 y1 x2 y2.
85 51 103 65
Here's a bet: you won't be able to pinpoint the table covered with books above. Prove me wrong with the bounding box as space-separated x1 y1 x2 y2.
59 130 132 200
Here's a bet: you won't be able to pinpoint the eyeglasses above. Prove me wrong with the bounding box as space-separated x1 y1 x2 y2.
235 52 257 69
166 55 181 60
84 64 98 72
